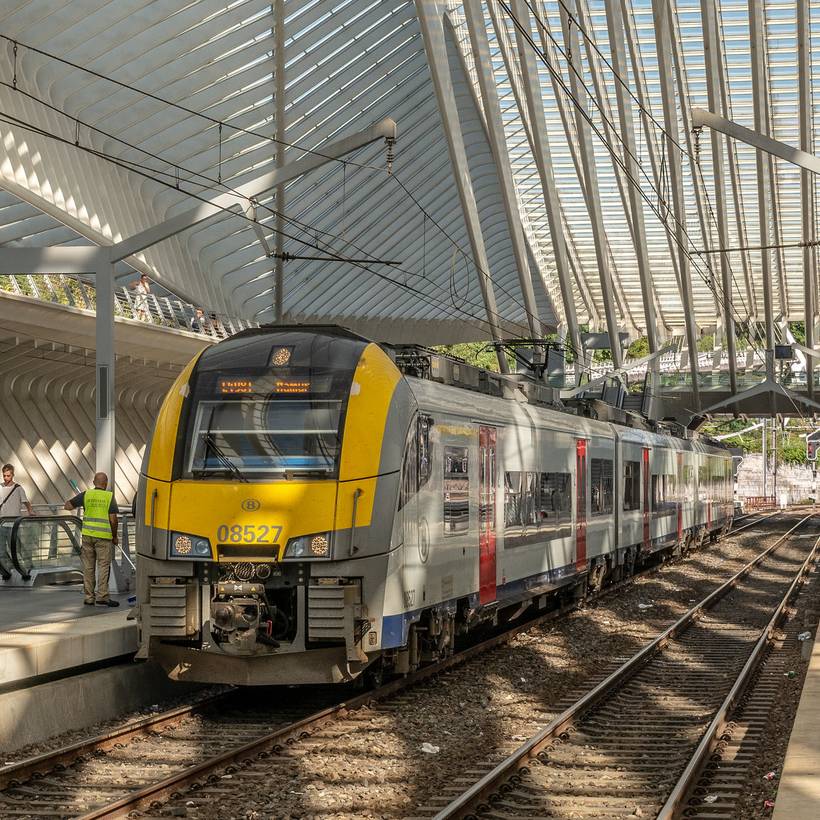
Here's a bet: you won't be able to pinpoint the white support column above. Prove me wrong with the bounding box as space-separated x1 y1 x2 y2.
558 4 623 368
95 256 116 483
651 0 700 411
495 0 583 364
699 0 737 394
463 0 543 339
273 0 286 323
604 0 658 354
415 0 509 372
798 0 815 399
0 246 115 482
749 0 774 350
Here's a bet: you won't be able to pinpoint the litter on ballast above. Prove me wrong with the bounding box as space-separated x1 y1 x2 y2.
764 799 776 810
703 795 718 804
420 742 440 754
797 631 812 641
763 771 778 781
784 670 797 679
637 603 653 611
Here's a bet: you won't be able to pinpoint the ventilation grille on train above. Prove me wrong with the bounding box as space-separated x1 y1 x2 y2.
149 583 196 636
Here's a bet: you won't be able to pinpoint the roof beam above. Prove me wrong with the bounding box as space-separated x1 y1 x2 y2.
415 0 509 372
798 0 815 399
557 2 623 368
698 0 737 394
603 0 659 353
109 118 398 262
651 0 700 411
462 2 543 339
489 0 579 357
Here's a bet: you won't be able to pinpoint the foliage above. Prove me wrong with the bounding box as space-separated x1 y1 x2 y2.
434 342 514 372
700 418 811 465
627 336 649 358
697 333 714 352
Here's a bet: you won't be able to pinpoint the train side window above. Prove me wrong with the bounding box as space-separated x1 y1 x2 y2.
623 460 640 511
398 426 418 512
591 458 613 516
418 415 432 489
444 445 469 535
538 472 571 525
504 471 523 529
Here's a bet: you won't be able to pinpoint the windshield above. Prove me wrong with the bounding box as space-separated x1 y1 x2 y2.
185 368 351 477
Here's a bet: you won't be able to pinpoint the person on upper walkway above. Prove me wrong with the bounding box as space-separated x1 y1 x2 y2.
64 472 120 608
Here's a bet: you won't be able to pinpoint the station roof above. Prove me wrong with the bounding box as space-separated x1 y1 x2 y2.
0 1 815 347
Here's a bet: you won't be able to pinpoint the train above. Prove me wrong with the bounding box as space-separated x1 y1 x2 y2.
134 325 734 685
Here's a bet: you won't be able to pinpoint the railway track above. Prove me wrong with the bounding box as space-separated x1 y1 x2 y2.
0 511 789 819
429 513 819 820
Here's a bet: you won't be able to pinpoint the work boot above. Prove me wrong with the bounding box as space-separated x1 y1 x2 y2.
96 599 120 607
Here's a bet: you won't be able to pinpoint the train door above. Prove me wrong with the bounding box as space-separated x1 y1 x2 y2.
676 452 683 543
575 439 587 571
642 447 650 550
478 426 497 605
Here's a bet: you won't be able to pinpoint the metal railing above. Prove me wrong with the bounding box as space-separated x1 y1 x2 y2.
0 505 136 590
0 272 258 341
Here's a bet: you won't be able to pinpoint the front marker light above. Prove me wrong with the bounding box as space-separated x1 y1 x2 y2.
284 532 331 559
171 531 213 559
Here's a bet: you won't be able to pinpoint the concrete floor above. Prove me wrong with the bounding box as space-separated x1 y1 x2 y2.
0 585 129 632
773 627 820 819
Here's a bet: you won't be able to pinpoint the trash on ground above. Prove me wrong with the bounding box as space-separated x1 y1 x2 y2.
764 799 776 810
420 742 440 754
637 603 653 610
703 794 718 804
784 670 797 679
763 770 778 781
797 631 812 641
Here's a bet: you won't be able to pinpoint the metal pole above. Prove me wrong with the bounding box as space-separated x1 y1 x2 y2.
273 0 285 323
651 0 700 411
415 0 509 373
798 0 815 399
558 4 623 369
95 258 116 485
700 0 737 395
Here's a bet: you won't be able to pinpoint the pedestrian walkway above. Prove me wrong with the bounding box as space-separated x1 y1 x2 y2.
772 625 820 818
0 587 134 689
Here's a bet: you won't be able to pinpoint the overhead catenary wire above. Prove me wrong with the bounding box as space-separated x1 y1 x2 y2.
0 29 617 371
0 107 551 357
507 0 766 357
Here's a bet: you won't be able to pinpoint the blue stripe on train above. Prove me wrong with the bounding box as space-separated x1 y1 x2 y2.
380 514 731 649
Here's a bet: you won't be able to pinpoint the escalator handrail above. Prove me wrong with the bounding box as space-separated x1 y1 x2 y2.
8 514 83 579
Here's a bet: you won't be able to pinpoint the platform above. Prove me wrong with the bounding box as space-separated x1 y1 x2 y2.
0 587 135 689
772 625 820 819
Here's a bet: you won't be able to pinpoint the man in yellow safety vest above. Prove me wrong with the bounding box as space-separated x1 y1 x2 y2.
64 472 120 607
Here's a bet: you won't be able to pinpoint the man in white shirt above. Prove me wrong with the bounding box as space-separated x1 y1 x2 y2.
0 464 34 577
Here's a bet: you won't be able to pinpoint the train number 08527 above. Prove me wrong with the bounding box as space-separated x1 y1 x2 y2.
216 524 282 543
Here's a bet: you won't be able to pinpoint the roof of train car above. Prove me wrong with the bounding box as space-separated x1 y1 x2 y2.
405 374 729 457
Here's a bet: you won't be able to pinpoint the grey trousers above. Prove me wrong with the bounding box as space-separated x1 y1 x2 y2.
81 535 113 602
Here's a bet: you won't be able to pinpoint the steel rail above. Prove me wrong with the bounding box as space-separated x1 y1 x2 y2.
657 531 820 818
1 510 771 818
0 689 236 790
432 512 814 820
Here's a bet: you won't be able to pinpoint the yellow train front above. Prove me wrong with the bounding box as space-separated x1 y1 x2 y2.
135 326 412 685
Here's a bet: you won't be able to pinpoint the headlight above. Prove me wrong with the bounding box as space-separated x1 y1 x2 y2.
284 531 331 559
170 531 212 560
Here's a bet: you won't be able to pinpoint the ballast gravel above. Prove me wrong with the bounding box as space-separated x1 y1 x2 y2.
152 517 797 819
